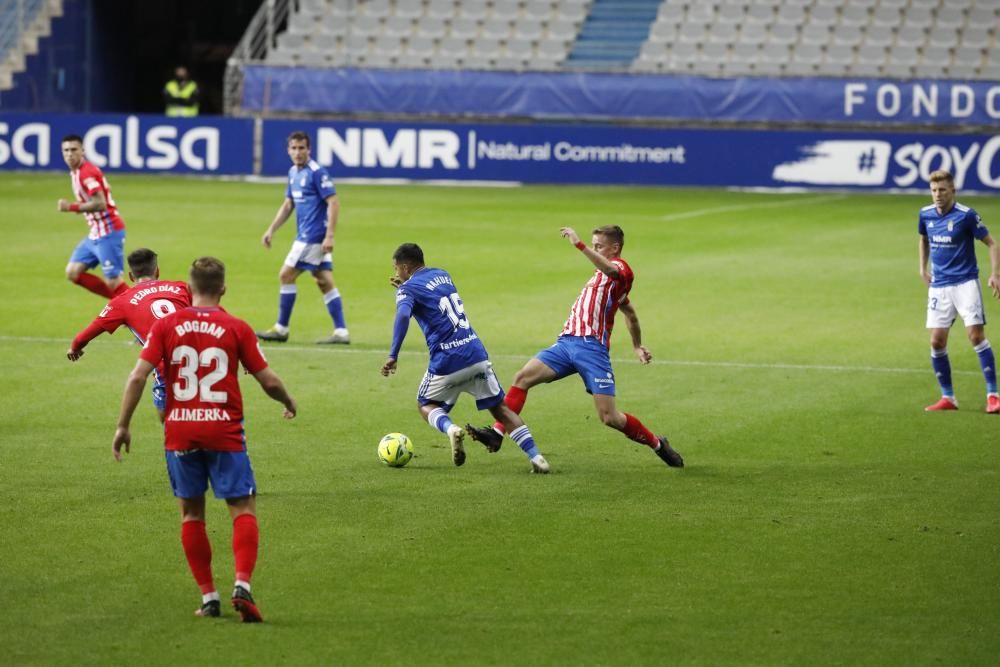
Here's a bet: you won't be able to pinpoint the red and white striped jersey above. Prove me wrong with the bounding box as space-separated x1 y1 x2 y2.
560 258 634 348
71 161 125 239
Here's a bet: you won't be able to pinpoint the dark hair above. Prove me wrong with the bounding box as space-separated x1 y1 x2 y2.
592 224 625 249
61 134 84 145
287 131 311 148
189 256 225 296
393 243 424 266
127 248 158 278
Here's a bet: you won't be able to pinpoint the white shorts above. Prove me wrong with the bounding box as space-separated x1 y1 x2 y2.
284 240 332 271
926 278 986 329
416 360 504 410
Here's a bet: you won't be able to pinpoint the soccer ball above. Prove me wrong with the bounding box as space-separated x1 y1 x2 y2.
378 433 414 467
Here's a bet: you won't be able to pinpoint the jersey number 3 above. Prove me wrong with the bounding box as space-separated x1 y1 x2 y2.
439 293 470 330
172 345 228 402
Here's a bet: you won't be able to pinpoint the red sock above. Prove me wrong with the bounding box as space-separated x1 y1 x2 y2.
232 514 259 583
111 281 128 297
494 386 528 435
622 413 659 448
73 273 114 299
180 520 215 594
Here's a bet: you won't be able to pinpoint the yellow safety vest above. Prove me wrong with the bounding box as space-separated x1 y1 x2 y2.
165 80 199 117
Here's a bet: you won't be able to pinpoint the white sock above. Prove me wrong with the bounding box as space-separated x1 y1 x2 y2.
273 323 289 335
235 579 251 592
202 591 220 604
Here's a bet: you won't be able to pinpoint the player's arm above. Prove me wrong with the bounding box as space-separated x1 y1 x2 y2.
322 194 340 253
58 190 107 214
619 301 653 365
252 367 297 418
382 300 413 376
262 198 295 249
560 227 620 276
111 359 155 461
67 320 107 361
979 233 1000 298
919 234 931 286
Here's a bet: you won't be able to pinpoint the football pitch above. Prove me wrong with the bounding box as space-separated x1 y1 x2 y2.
1 173 998 665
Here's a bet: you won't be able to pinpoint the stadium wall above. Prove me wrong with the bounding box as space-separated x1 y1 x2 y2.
240 66 1000 128
2 112 998 192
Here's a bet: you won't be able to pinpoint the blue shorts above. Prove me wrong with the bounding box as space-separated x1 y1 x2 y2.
165 449 257 499
151 368 166 412
535 335 616 396
69 230 126 278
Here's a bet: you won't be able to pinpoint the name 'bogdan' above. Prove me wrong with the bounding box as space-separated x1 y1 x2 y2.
174 320 227 338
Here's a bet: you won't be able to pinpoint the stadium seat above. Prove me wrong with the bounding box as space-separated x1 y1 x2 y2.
740 23 768 47
831 27 863 47
895 26 927 49
839 6 870 29
862 25 894 47
416 17 448 39
716 4 744 25
648 21 677 44
768 23 797 46
425 0 456 20
871 7 902 27
383 16 414 38
394 0 425 20
774 4 806 27
686 4 716 23
960 26 991 49
934 8 966 30
745 4 774 26
800 25 831 48
927 29 960 48
358 0 392 16
456 1 490 22
481 18 513 40
808 5 837 25
708 23 739 46
491 0 521 21
449 18 481 39
523 0 556 22
954 45 984 66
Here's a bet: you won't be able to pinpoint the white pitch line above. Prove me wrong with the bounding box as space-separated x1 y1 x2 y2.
662 193 848 222
0 335 980 376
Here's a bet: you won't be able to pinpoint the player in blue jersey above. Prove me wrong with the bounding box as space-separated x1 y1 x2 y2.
380 243 550 473
256 131 350 344
919 169 1000 414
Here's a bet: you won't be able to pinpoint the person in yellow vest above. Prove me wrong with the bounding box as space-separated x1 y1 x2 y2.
163 66 199 117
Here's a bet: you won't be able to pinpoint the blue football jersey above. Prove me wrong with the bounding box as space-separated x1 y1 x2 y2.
285 160 336 243
918 202 989 287
395 267 488 375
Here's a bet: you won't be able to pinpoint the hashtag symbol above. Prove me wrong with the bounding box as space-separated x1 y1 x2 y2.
857 148 877 172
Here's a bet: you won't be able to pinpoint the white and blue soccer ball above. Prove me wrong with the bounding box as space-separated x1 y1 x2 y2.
378 433 414 467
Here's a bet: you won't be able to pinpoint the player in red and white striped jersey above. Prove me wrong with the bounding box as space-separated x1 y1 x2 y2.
57 134 128 300
467 225 684 469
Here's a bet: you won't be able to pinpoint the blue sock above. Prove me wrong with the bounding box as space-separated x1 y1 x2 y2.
974 340 998 394
930 348 954 397
278 284 297 328
427 407 454 434
323 288 346 329
509 425 540 459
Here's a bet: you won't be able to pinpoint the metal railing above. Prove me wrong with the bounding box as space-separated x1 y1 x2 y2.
224 0 293 115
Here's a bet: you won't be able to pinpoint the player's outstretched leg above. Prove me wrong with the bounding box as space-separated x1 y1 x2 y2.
926 346 958 411
654 436 684 468
466 423 503 452
490 404 549 473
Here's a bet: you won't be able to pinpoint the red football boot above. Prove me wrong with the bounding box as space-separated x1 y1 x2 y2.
925 396 958 411
987 395 1000 414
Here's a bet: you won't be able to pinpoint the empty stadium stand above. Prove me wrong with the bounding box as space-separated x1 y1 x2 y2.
225 0 999 114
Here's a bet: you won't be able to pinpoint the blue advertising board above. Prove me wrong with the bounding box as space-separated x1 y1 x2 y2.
0 113 255 174
262 119 1000 192
243 66 1000 127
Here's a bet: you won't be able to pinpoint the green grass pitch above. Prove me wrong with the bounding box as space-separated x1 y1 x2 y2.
0 173 998 665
